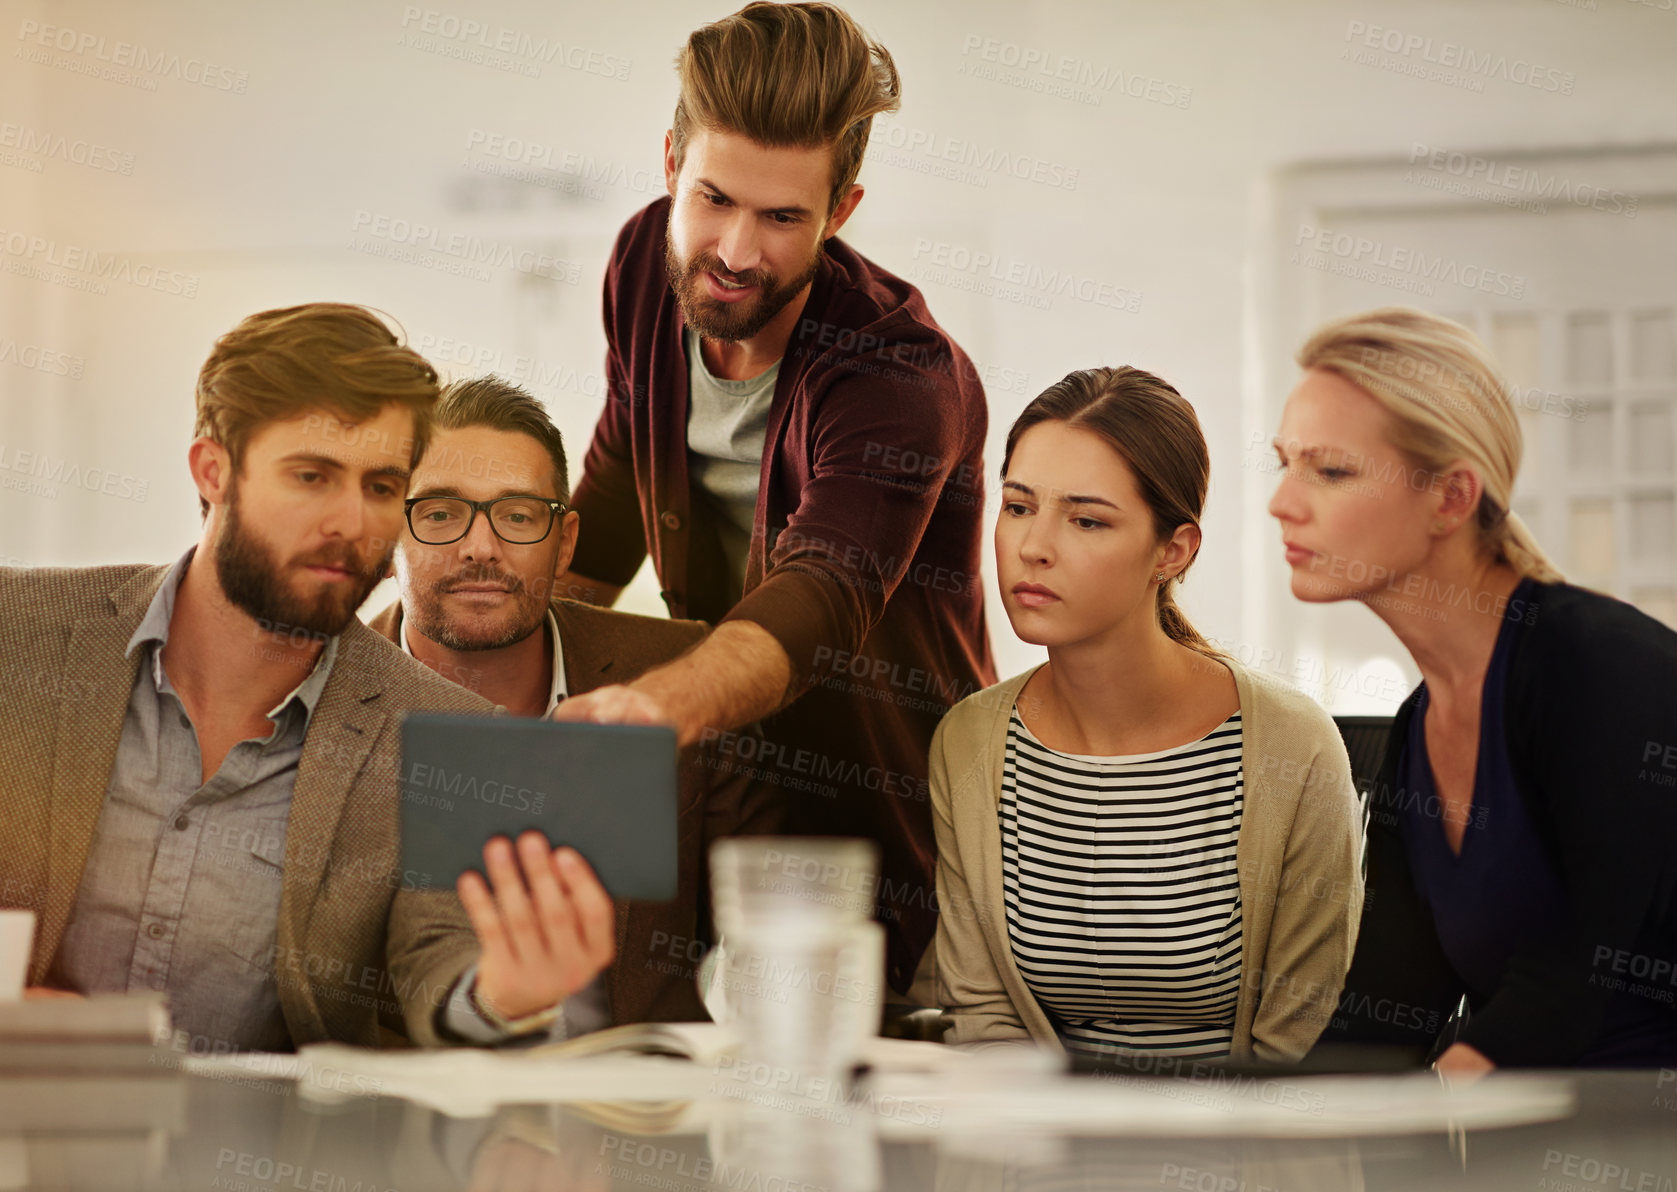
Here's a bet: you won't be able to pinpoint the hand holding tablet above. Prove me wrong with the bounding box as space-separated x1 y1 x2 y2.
457 832 616 1024
398 715 683 1029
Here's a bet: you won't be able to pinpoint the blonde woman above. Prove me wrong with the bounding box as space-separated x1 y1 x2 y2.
1270 308 1677 1071
933 367 1362 1063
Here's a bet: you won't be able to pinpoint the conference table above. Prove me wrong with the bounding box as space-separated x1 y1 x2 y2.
3 1044 1675 1191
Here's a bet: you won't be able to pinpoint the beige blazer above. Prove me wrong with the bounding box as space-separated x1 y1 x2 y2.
932 659 1363 1062
0 563 495 1048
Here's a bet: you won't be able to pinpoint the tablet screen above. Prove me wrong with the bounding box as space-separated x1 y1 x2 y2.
398 714 679 901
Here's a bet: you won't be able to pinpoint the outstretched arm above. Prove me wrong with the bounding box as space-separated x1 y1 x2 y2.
551 620 789 748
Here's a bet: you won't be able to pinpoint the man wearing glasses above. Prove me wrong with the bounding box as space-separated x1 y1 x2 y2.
367 375 771 1034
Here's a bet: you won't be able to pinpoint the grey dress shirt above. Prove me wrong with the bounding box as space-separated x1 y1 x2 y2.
52 548 520 1052
53 548 334 1052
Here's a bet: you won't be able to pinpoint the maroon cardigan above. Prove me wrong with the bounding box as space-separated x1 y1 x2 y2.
570 197 996 989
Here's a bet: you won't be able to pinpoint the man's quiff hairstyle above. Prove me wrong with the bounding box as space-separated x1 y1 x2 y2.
432 376 570 498
193 302 439 513
670 2 901 215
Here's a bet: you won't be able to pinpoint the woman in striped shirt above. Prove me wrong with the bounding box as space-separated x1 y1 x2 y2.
932 366 1364 1063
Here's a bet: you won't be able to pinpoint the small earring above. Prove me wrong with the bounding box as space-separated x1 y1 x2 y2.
1432 520 1447 533
1155 572 1166 582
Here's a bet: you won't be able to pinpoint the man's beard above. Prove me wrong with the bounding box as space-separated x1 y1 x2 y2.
664 235 820 343
405 561 548 652
214 482 389 639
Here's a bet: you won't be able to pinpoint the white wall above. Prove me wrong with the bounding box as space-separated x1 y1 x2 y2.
3 0 1672 692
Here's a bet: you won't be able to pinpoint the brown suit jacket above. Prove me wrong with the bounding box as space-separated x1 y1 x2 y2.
366 597 776 1026
0 563 496 1049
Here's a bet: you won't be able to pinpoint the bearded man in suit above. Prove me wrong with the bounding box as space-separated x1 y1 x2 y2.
0 303 615 1051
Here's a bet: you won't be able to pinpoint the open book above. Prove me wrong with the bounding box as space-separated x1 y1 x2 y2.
526 1019 968 1075
184 1022 964 1118
527 1020 732 1062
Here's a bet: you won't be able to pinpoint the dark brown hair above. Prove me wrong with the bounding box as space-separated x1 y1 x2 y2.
194 303 439 513
670 2 900 215
1002 366 1221 657
432 376 569 498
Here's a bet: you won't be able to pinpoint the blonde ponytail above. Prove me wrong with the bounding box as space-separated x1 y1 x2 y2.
1298 307 1564 584
1492 510 1563 584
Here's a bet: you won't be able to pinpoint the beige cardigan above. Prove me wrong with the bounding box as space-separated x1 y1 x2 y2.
932 659 1364 1062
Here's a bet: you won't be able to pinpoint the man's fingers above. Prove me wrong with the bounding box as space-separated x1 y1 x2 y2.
456 870 510 962
482 836 542 967
548 688 619 723
547 693 593 723
555 848 617 964
517 830 580 958
549 685 671 727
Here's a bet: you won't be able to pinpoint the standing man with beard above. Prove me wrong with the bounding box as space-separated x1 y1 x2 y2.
555 3 995 998
0 303 618 1051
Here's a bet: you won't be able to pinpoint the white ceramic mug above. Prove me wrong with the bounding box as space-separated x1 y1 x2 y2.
0 910 36 1001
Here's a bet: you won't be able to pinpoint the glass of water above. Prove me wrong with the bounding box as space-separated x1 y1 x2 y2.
708 838 884 1084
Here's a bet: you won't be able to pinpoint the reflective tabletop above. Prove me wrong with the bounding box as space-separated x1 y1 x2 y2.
2 1058 1673 1191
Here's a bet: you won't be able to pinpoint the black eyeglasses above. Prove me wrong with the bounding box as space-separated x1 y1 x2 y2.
404 495 568 545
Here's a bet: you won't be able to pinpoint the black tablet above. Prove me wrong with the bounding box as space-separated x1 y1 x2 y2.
397 714 678 901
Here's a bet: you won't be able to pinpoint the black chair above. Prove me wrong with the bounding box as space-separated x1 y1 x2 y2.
1332 715 1393 800
879 1004 951 1042
1333 715 1393 881
1329 715 1470 1061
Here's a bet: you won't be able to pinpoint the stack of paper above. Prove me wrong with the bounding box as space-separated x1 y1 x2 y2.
0 992 170 1073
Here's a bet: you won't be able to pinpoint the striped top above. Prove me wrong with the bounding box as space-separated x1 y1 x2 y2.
1000 706 1245 1060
